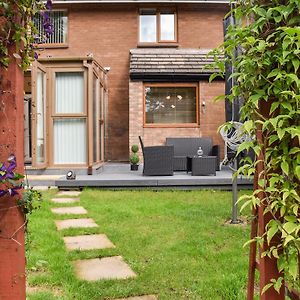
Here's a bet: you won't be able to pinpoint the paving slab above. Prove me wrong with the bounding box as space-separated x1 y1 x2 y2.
51 206 87 215
114 295 157 300
73 256 136 281
51 198 79 204
63 234 115 251
57 191 81 196
55 218 98 230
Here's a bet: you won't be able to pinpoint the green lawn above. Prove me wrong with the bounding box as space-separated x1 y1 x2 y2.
26 189 252 300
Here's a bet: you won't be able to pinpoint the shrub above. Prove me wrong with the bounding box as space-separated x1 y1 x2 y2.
130 153 139 165
131 144 139 153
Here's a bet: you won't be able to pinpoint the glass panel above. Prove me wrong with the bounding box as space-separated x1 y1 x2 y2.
55 72 84 114
139 14 156 42
145 86 197 124
160 14 175 41
53 118 87 164
99 86 104 161
93 75 99 163
36 70 46 164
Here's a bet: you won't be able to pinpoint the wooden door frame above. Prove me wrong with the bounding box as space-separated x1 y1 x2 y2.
31 60 48 168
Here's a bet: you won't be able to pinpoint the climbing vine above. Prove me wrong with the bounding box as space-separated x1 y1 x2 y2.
0 155 42 218
210 0 300 295
0 0 53 69
0 1 52 222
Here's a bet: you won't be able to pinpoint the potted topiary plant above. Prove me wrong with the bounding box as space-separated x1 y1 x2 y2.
130 145 139 171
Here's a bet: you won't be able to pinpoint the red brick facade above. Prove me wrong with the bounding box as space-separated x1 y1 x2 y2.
129 80 225 160
38 3 228 161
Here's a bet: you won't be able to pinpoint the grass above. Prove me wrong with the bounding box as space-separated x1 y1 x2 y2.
26 189 252 300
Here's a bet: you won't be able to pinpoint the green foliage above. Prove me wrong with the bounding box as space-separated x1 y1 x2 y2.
19 189 42 216
211 0 300 293
0 1 46 69
131 144 139 153
130 153 139 165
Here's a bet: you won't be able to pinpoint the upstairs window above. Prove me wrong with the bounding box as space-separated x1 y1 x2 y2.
139 9 176 44
34 10 68 46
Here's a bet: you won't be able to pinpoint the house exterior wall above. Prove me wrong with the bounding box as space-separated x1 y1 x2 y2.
38 3 228 161
129 80 225 160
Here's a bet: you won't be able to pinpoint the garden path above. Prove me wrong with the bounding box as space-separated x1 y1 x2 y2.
49 190 157 299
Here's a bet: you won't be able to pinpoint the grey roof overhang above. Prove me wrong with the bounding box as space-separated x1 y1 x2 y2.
130 48 223 81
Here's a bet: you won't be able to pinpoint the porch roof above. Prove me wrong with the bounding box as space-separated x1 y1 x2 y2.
129 48 223 81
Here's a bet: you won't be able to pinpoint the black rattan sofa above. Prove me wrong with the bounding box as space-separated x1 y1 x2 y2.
166 137 220 171
139 136 174 176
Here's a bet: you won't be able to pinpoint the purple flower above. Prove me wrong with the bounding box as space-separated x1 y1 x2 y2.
45 0 52 10
0 163 6 172
34 52 39 60
8 186 22 197
0 190 7 197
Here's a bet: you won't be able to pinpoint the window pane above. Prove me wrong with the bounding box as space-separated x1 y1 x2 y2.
36 70 46 164
140 15 156 42
93 75 99 163
34 11 67 44
160 14 175 41
53 118 86 164
145 86 197 124
55 72 84 114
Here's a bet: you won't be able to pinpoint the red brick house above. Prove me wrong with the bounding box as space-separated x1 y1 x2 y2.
25 0 229 172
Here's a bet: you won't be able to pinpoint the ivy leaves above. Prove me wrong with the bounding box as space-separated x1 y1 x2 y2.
211 0 300 294
0 0 49 69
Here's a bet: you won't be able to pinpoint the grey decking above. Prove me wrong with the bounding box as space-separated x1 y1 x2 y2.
54 163 252 190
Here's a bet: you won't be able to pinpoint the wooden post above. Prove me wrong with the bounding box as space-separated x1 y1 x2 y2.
0 49 26 299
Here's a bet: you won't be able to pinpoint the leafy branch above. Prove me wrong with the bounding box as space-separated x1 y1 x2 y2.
210 0 300 294
0 0 53 69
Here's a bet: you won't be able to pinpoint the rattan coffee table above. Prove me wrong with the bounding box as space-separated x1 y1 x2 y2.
186 156 216 176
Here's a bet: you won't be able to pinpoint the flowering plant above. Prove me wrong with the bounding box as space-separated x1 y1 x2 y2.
0 0 53 69
0 155 42 217
0 155 23 198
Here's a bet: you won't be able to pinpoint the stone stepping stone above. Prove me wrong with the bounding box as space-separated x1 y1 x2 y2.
114 296 157 300
57 191 81 197
55 218 98 230
51 198 79 204
51 206 87 215
73 256 136 281
63 234 115 251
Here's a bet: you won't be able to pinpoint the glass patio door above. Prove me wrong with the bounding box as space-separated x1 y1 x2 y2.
52 70 87 165
32 61 47 168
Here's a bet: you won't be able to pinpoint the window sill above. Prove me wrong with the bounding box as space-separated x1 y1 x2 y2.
34 43 69 49
144 124 199 128
137 43 179 48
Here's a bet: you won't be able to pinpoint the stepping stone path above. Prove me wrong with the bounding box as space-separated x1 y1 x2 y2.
51 197 79 204
73 256 136 281
63 234 115 251
50 190 150 298
55 218 98 230
56 190 81 197
51 206 87 215
115 296 157 300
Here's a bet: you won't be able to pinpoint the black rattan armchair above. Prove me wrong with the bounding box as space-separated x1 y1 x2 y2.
139 136 174 176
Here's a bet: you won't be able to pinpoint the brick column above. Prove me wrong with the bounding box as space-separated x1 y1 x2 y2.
0 52 26 299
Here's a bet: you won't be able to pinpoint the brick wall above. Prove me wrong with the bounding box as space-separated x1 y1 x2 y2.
129 80 225 161
38 3 228 161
